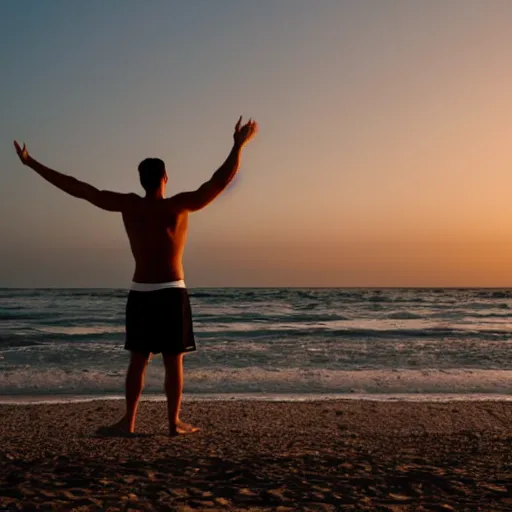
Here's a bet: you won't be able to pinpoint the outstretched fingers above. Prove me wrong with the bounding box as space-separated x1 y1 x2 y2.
248 120 258 135
13 140 28 161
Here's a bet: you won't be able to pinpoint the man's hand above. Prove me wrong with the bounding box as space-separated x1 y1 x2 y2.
233 116 258 148
13 140 30 165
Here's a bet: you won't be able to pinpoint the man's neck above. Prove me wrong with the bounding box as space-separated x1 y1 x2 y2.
145 190 165 200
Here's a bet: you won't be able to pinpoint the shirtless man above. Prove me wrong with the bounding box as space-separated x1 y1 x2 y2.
13 116 258 436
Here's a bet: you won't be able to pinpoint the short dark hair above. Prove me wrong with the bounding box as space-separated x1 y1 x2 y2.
138 158 166 191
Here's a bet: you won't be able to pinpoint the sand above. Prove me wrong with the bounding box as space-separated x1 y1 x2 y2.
0 399 511 511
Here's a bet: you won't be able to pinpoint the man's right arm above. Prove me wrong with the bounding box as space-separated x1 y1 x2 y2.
170 116 258 212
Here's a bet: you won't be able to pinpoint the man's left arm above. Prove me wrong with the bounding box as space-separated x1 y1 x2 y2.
13 141 138 212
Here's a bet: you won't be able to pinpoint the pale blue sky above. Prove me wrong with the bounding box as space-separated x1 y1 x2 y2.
2 1 512 287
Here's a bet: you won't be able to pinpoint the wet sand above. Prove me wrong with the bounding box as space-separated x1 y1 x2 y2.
0 399 511 511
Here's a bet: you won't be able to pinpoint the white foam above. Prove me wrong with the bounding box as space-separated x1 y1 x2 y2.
183 367 512 394
36 326 124 335
1 367 512 396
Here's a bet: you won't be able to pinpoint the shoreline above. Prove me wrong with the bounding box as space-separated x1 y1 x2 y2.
1 399 511 510
1 391 512 405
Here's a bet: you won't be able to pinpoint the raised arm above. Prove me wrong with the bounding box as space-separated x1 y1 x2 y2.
171 116 258 212
13 141 139 212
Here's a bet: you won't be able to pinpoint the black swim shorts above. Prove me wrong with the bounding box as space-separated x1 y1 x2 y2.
125 288 196 355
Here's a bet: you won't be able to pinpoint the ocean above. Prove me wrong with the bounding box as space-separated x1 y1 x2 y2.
1 288 511 403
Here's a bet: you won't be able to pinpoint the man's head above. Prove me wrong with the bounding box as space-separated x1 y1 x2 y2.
138 158 167 194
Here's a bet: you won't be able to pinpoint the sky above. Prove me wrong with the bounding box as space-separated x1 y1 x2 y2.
2 0 512 288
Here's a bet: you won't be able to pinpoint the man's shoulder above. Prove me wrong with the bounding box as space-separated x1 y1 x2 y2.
163 194 190 213
117 192 142 204
119 193 143 217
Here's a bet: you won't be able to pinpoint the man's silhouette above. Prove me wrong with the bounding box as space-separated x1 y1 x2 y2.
14 116 258 436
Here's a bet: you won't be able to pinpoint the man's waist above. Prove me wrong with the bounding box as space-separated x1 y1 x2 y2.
130 280 186 291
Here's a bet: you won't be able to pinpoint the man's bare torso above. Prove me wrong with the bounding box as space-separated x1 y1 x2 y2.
122 198 188 284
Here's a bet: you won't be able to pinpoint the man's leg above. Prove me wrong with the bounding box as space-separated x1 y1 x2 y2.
124 351 151 431
106 351 151 434
162 353 199 436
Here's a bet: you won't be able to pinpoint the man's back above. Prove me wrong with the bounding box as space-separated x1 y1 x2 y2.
122 198 189 284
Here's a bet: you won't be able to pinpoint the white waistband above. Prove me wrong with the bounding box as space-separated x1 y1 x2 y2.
130 280 186 291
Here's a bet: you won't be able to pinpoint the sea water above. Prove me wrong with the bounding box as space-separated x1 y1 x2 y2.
1 288 511 402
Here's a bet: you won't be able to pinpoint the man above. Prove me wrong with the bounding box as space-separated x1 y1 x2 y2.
13 116 258 436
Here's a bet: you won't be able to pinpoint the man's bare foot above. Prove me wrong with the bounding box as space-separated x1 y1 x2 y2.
170 420 200 437
96 416 134 437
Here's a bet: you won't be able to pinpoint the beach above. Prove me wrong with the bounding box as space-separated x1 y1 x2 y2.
0 399 511 511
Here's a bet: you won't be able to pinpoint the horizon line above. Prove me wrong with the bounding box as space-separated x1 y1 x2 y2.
2 286 512 290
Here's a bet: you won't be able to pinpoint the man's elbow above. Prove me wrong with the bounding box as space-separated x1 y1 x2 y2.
208 178 227 194
203 180 225 201
67 181 97 201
